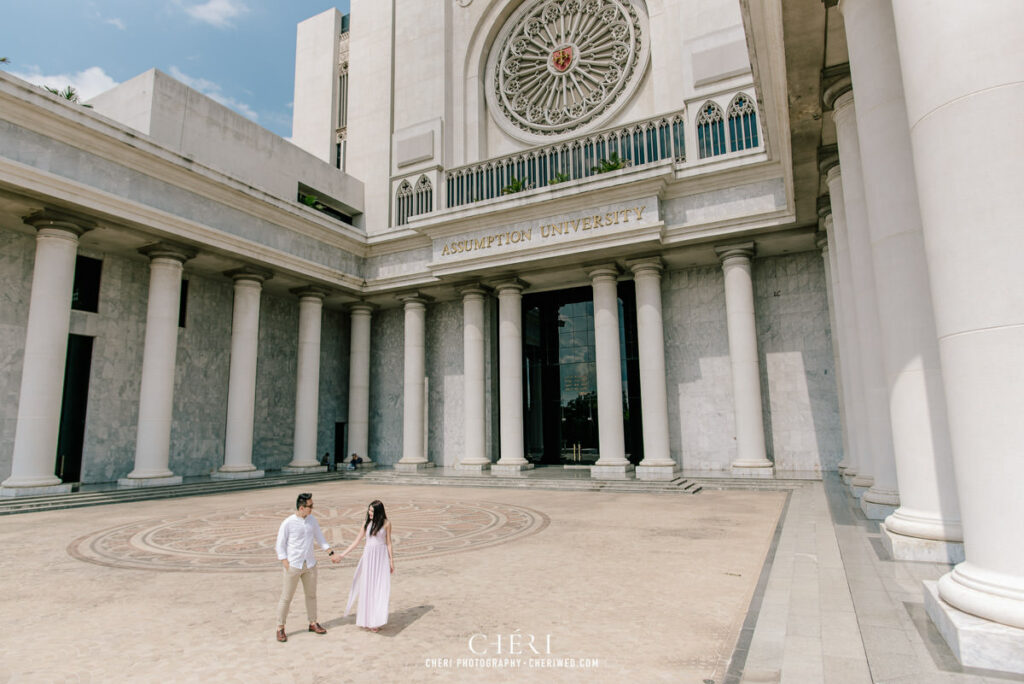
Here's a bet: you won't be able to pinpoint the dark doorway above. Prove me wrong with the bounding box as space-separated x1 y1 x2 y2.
522 283 642 466
55 334 94 483
334 421 346 471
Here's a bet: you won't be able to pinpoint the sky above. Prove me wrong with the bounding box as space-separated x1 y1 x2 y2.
0 0 350 139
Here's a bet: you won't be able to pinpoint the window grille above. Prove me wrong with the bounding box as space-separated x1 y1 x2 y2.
396 180 413 226
697 102 726 158
728 93 759 151
414 176 433 217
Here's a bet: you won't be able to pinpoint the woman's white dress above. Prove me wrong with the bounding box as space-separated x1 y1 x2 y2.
345 523 390 628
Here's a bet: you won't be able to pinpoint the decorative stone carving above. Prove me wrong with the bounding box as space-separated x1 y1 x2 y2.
485 0 651 143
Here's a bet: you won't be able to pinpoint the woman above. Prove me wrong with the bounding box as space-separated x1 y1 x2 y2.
339 499 394 631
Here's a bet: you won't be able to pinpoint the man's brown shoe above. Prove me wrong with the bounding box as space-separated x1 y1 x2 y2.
309 622 327 635
276 628 287 642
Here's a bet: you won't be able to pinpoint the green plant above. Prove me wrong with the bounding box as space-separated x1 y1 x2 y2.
591 152 630 174
45 85 93 108
0 57 9 64
300 193 326 210
500 176 529 195
548 171 570 185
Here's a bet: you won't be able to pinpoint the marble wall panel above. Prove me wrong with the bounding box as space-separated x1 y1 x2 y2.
317 307 349 464
663 264 736 471
368 307 404 464
168 274 232 477
0 230 35 481
426 299 463 467
252 292 299 469
753 252 841 474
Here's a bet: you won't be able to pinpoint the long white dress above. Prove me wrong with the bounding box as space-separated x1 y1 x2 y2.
345 523 391 628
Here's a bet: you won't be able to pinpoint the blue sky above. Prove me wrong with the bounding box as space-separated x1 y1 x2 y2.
0 0 350 139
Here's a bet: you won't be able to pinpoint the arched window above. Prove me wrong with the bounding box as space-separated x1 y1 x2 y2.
728 93 759 151
414 175 433 217
696 102 726 158
396 180 413 226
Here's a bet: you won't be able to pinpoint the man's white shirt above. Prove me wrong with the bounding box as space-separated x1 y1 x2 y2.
276 513 331 568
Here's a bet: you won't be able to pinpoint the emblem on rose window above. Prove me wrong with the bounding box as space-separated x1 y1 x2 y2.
551 46 573 73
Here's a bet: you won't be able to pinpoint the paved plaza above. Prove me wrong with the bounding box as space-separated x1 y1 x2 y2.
1 476 1022 683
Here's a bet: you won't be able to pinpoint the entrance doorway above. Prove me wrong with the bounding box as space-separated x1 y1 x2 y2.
55 334 94 483
523 284 643 465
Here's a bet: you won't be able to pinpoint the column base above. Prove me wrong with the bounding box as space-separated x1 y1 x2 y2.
591 463 635 480
841 468 857 483
730 464 775 479
211 468 265 481
455 462 491 472
924 581 1024 675
860 496 897 520
492 462 535 476
635 463 679 481
395 462 434 473
280 465 327 475
118 475 183 489
880 526 964 564
0 482 73 498
850 476 872 498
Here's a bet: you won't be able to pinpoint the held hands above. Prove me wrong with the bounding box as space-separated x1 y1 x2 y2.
330 553 341 564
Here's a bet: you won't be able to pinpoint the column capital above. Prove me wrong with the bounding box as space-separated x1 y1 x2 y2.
491 278 528 294
816 231 830 253
290 285 329 300
714 242 755 263
586 263 620 281
825 163 842 186
139 242 197 264
23 210 95 237
832 89 855 123
817 194 832 220
821 73 852 111
347 301 376 315
224 266 273 283
818 144 840 177
397 291 433 306
626 257 664 276
459 282 491 299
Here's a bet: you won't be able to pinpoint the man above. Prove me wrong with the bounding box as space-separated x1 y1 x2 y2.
275 492 340 642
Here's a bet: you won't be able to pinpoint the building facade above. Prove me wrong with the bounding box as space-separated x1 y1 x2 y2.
0 0 1021 672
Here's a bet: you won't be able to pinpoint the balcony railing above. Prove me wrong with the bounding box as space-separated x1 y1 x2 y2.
444 110 686 210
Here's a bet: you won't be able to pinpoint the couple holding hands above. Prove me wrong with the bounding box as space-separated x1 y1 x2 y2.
275 492 394 642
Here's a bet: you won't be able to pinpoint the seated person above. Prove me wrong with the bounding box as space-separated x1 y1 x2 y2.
347 453 364 470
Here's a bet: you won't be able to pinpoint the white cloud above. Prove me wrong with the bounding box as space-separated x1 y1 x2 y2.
167 66 259 121
104 17 126 30
184 0 249 28
9 66 119 101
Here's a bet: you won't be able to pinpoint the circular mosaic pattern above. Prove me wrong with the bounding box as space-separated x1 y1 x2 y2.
486 0 650 142
67 499 549 573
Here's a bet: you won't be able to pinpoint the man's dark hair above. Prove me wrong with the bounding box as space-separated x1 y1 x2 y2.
296 492 313 509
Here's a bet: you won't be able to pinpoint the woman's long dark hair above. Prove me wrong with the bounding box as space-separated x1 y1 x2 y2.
364 500 387 537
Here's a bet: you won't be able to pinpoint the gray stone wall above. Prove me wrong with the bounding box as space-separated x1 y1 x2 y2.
754 252 841 474
368 307 404 464
426 299 464 467
662 252 841 474
663 264 737 471
0 230 35 482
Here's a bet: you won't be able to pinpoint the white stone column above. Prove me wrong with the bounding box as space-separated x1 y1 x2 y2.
120 243 195 488
827 86 893 500
283 287 328 474
628 259 678 481
891 1 1024 663
841 0 960 532
815 217 854 475
821 159 870 486
492 280 532 474
214 268 271 480
346 303 373 466
588 265 632 480
1 214 90 497
396 293 432 471
714 244 771 477
458 285 490 471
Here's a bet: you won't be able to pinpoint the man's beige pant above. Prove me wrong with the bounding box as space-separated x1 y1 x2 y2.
277 563 318 626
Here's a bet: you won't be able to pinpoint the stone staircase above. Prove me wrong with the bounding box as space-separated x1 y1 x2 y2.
357 469 704 494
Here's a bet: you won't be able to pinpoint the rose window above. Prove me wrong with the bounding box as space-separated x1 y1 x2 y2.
486 0 650 142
